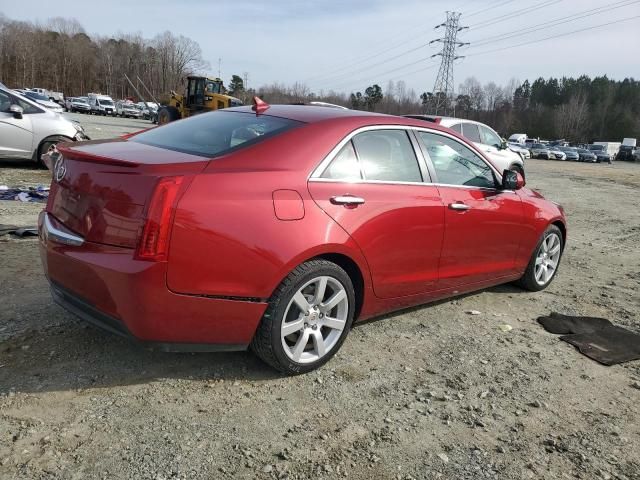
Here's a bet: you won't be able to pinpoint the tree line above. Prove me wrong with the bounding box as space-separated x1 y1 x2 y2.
0 15 207 99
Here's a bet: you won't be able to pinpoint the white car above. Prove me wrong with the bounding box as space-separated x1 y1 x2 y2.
508 142 531 159
19 90 64 113
0 86 89 164
405 115 525 178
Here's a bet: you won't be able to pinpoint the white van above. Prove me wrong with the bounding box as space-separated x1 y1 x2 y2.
508 133 527 144
88 93 116 116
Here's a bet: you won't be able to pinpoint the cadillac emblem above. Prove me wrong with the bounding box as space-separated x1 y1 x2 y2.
54 155 67 182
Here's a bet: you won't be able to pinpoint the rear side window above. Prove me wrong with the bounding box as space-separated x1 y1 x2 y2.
322 141 361 180
352 130 422 182
132 111 302 158
450 123 462 134
461 123 482 143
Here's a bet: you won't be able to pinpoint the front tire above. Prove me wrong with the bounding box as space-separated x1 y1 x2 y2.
516 225 563 292
251 260 356 374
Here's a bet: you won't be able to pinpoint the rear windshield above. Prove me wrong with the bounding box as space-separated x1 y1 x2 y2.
131 111 302 158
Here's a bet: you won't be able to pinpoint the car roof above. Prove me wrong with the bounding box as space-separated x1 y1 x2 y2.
223 105 462 134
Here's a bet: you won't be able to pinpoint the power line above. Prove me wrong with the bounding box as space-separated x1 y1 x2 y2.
465 13 640 58
468 0 563 30
468 0 640 48
321 57 439 92
464 0 520 19
304 21 434 84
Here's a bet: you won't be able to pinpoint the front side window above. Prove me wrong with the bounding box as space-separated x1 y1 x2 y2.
132 110 301 158
479 125 502 148
461 123 482 143
352 130 422 183
418 131 496 189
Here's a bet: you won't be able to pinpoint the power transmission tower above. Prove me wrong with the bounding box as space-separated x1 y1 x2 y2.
429 12 468 115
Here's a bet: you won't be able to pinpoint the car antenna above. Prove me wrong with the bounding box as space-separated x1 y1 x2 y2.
252 96 269 115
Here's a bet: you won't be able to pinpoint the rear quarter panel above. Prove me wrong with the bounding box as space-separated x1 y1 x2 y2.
166 124 373 300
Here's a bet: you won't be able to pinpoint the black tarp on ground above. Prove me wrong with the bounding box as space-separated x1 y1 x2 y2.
537 312 640 366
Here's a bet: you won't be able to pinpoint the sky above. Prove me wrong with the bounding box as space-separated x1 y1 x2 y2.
2 0 639 95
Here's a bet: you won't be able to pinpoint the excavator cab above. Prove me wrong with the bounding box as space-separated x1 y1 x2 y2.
157 76 242 124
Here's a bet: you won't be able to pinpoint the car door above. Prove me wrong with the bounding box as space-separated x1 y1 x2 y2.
308 128 445 299
0 90 34 159
415 130 526 289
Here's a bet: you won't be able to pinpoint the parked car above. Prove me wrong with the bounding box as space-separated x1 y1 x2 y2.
68 97 91 113
548 146 567 160
616 144 637 161
39 103 566 374
88 94 116 116
588 144 612 163
557 146 579 161
64 97 74 111
116 101 142 118
20 91 64 113
530 143 551 159
508 142 531 159
0 85 89 164
136 101 159 120
576 148 597 162
404 115 526 178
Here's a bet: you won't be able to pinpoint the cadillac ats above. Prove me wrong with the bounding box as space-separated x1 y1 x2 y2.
39 102 566 374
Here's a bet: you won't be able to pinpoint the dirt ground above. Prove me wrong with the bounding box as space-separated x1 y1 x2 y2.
1 118 639 479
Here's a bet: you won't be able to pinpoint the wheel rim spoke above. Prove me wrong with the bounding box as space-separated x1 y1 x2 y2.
322 316 346 331
281 318 305 337
291 330 310 362
312 277 328 305
320 289 347 313
292 291 311 314
311 330 326 357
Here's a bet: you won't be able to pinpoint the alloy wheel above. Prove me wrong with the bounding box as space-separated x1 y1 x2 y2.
281 276 348 364
534 232 561 286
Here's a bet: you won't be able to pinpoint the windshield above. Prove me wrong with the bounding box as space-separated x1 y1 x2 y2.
25 91 49 101
589 145 604 151
131 110 302 158
99 99 114 106
73 98 88 105
533 144 546 148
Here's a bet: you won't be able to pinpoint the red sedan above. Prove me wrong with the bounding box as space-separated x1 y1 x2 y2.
39 101 566 374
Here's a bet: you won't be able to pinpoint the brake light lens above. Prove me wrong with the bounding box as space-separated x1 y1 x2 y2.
136 176 183 261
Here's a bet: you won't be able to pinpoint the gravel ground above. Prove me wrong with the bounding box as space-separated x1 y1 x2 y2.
0 116 639 479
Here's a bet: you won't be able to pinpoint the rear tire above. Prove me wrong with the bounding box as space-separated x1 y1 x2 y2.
157 106 181 125
251 260 356 375
515 225 563 292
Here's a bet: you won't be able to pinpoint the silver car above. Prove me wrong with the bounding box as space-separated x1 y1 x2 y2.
0 86 89 164
530 144 552 159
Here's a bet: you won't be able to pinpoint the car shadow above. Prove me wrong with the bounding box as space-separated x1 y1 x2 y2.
0 319 283 395
1 283 529 395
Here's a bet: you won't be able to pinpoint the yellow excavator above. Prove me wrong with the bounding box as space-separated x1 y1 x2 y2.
156 76 243 124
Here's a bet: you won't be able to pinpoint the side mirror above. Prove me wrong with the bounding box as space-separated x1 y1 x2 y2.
9 104 23 119
502 169 525 190
500 140 508 150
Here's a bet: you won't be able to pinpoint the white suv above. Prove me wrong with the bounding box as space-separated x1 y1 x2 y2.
404 115 525 178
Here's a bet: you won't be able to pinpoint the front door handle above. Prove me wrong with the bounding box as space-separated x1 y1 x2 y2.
330 195 365 206
449 202 471 211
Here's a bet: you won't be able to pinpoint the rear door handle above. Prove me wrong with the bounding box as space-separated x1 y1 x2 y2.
449 202 471 211
330 195 365 206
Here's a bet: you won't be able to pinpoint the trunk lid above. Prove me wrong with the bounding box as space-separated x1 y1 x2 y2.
46 139 209 248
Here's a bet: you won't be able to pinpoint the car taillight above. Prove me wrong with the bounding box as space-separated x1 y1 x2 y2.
136 176 183 261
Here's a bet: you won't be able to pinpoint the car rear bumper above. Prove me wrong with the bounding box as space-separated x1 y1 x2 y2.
39 212 267 350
